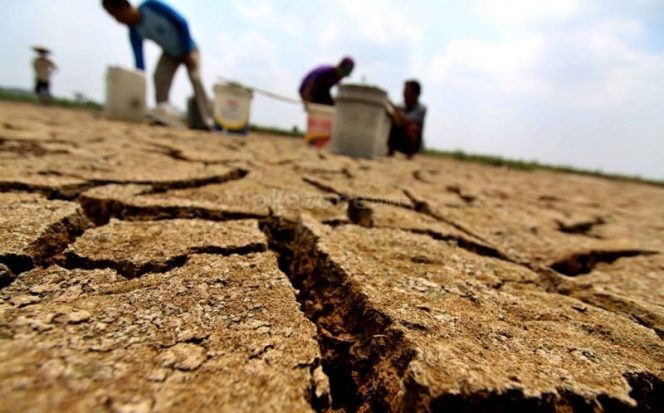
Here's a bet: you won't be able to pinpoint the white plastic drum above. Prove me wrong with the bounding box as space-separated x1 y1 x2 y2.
331 84 390 159
105 66 146 123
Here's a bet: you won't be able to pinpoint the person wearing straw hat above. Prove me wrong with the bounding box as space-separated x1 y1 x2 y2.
299 57 355 106
32 46 57 104
102 0 214 129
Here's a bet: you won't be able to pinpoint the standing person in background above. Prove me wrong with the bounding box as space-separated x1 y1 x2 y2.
32 47 56 104
102 0 214 129
299 57 355 106
387 80 426 159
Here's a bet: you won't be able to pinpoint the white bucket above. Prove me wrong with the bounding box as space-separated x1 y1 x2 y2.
331 84 390 159
105 66 146 123
305 103 335 147
213 82 254 133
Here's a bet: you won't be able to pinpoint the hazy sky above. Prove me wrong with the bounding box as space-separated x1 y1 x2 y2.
1 0 663 179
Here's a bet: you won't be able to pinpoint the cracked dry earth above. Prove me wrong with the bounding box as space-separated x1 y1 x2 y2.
0 102 662 413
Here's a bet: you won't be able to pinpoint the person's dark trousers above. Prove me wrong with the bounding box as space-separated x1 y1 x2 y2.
388 125 421 157
35 80 51 104
35 80 50 96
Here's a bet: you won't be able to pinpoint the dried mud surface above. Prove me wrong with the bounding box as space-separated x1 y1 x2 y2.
0 102 662 412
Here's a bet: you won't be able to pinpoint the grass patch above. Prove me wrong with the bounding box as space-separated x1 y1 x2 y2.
249 124 304 138
423 148 664 187
0 86 102 111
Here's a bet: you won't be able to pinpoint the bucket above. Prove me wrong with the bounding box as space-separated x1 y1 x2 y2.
331 84 390 159
213 82 254 134
305 103 335 147
105 66 146 123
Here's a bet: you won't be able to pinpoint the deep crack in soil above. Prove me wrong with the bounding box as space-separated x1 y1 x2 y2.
80 193 265 226
550 249 659 276
556 217 606 235
138 168 249 194
409 228 513 263
302 176 411 208
0 207 91 286
417 374 664 413
1 167 248 201
0 182 96 201
260 217 664 413
64 243 267 279
260 217 416 412
402 189 490 243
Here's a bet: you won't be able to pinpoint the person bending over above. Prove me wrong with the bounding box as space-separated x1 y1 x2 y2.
299 57 354 106
102 0 213 129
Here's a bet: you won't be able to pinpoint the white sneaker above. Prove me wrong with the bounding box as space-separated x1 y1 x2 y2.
148 102 185 128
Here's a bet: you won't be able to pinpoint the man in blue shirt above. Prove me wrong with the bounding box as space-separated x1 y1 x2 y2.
103 0 213 129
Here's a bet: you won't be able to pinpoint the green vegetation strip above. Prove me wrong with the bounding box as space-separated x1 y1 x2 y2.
423 149 664 187
0 87 102 111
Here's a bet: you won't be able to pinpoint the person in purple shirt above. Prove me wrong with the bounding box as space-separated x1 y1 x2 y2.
102 0 213 129
299 57 354 105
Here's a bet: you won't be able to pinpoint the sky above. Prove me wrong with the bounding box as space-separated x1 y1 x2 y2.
1 0 663 179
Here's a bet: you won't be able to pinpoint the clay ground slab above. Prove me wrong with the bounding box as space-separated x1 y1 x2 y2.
0 253 325 413
0 192 89 279
287 218 663 411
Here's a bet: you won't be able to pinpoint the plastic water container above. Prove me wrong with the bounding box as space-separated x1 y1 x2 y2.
213 82 254 133
305 103 335 147
331 84 390 159
105 66 146 123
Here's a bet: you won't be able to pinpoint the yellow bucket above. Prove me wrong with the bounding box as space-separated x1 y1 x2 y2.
213 82 254 133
